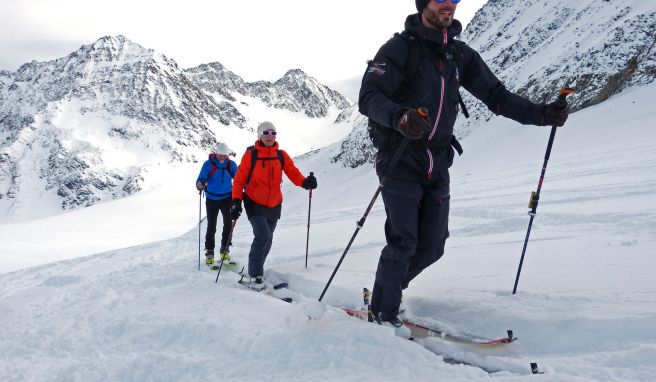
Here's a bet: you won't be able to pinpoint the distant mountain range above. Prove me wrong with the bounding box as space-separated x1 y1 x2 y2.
0 35 350 220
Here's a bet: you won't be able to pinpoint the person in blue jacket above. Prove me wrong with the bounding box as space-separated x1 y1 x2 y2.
196 142 238 265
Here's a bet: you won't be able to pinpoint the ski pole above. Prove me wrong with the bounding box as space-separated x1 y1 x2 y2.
512 88 575 294
215 219 237 284
305 172 314 269
318 107 429 301
198 188 203 271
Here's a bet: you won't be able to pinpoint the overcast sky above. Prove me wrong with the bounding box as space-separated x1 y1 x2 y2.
0 0 487 84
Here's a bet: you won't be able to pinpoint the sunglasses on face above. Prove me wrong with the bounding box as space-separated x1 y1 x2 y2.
262 130 277 136
434 0 461 3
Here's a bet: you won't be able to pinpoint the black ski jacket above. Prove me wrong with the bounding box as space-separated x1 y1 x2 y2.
359 15 545 184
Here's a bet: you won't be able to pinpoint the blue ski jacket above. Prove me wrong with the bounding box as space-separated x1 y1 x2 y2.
196 156 238 201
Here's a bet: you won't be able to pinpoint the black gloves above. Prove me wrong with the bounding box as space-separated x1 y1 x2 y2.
542 99 570 127
230 199 242 220
397 108 431 140
302 174 317 190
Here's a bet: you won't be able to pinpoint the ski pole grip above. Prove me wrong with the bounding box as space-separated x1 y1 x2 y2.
308 172 313 198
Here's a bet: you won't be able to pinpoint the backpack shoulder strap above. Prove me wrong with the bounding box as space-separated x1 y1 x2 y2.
227 159 236 177
277 149 285 169
245 146 257 187
208 155 218 180
396 31 421 86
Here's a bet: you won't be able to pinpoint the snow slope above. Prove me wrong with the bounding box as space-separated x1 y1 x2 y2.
1 79 654 380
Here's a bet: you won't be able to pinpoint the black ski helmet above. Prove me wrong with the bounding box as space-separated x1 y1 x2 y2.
416 0 430 13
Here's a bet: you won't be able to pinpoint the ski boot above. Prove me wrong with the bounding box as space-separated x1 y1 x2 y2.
375 312 411 339
238 276 266 292
204 249 215 266
219 245 231 262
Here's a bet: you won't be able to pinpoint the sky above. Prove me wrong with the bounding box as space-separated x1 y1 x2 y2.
0 0 488 84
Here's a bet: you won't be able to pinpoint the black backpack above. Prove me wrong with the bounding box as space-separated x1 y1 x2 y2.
244 145 286 188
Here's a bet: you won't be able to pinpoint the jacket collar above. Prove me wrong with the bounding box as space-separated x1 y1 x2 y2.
255 140 279 153
404 14 463 45
209 154 227 165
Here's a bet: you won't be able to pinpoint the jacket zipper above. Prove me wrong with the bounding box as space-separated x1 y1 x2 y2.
425 28 449 180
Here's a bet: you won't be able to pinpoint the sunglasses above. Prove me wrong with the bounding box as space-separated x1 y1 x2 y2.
434 0 461 3
261 130 277 136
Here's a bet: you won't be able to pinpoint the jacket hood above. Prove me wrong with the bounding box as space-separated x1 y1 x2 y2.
404 14 463 44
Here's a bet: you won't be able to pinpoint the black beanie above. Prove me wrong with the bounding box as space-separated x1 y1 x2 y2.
416 0 430 13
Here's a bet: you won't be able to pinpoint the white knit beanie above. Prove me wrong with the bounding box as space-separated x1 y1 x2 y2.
257 121 276 136
215 142 229 155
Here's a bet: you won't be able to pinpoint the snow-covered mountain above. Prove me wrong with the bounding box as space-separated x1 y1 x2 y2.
457 0 656 137
330 0 656 167
186 63 350 118
0 36 351 221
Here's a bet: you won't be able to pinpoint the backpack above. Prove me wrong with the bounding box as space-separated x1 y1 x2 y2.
244 145 286 187
208 154 235 180
395 31 469 118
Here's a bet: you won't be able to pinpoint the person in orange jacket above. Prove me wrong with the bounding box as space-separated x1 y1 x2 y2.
230 121 317 290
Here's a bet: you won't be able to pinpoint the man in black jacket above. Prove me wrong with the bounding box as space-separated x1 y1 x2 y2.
358 0 569 336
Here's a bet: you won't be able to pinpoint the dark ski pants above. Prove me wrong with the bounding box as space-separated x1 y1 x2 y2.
205 197 232 251
371 182 450 317
247 215 278 278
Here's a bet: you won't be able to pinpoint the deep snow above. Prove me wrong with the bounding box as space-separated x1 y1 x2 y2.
1 83 655 381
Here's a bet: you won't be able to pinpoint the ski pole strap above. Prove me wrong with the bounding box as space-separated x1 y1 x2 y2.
458 93 470 119
450 135 464 156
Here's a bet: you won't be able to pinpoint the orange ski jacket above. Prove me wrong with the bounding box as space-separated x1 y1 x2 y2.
232 141 306 208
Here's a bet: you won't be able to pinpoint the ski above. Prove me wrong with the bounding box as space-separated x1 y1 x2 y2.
208 260 237 271
235 278 293 303
342 307 515 346
344 288 516 347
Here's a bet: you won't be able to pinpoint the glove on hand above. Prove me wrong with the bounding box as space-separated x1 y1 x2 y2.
542 99 570 127
196 181 205 191
302 174 317 190
230 199 242 220
397 108 431 140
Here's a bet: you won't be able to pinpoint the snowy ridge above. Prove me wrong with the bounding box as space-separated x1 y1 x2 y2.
329 105 374 168
329 0 656 168
185 64 351 118
456 0 656 137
